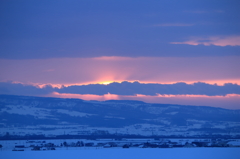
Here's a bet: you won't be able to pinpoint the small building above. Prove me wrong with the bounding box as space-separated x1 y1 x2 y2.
122 144 129 148
31 146 41 151
15 145 25 148
227 140 240 147
85 143 94 147
47 147 56 150
12 148 24 151
103 144 112 148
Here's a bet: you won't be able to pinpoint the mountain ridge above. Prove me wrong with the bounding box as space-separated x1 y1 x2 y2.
0 94 240 137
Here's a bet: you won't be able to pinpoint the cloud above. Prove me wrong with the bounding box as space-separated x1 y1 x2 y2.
1 81 240 97
185 10 208 14
184 10 224 14
51 92 120 101
153 23 195 27
0 81 53 96
1 1 238 59
55 81 240 96
49 92 240 109
1 81 240 109
171 36 240 46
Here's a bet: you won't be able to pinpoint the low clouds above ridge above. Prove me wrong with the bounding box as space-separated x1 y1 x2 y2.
1 81 240 97
1 81 240 109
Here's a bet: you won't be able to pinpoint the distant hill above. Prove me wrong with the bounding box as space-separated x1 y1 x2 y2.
0 94 240 137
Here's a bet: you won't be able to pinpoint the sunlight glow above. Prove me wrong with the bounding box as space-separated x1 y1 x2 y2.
98 81 116 85
1 56 239 87
50 92 119 101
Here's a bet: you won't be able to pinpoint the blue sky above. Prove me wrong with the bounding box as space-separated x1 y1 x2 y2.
0 0 240 108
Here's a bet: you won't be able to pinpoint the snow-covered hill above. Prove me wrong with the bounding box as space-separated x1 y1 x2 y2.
0 95 240 137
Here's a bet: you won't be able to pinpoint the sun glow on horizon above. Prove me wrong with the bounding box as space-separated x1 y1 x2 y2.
1 56 239 88
45 92 240 109
98 81 116 85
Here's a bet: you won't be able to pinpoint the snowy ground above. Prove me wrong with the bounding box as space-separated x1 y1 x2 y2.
0 148 240 159
1 139 240 159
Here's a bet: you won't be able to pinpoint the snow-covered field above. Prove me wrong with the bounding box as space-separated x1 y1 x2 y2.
0 139 240 159
0 148 239 159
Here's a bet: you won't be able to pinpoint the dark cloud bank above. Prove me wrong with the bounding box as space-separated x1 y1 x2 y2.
0 81 240 96
1 0 240 59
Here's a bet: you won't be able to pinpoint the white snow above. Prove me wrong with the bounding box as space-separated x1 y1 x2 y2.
104 116 125 119
166 112 178 115
228 140 240 146
0 148 239 159
0 105 54 119
57 109 95 117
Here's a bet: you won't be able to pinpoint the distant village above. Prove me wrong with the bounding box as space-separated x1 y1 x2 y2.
1 138 240 151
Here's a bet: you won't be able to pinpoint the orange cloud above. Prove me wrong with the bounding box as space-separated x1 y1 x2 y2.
50 92 119 101
171 36 240 46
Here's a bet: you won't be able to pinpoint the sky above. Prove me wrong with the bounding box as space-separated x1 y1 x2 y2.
0 0 240 109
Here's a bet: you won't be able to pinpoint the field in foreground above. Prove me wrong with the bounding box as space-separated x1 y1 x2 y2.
1 148 240 159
